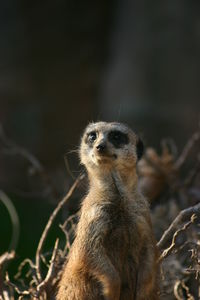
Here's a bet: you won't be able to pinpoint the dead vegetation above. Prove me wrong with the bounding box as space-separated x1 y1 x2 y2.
0 125 200 299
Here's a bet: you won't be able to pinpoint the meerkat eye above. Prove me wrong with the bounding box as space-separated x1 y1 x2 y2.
108 130 129 148
113 132 120 140
88 131 97 143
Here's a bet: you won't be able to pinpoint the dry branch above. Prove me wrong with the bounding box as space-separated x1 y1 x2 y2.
35 174 85 282
157 202 200 250
5 273 35 298
0 124 58 199
0 252 15 268
36 239 59 296
0 191 20 254
158 214 197 261
175 131 200 170
14 259 35 279
59 213 78 255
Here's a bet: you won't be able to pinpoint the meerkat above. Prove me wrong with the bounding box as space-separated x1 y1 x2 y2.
57 121 159 300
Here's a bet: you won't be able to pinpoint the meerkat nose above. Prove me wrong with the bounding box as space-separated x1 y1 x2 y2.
96 142 106 153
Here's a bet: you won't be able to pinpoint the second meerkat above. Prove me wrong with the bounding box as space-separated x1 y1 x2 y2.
57 121 159 300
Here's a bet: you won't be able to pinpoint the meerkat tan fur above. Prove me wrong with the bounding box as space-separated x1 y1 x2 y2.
57 121 159 300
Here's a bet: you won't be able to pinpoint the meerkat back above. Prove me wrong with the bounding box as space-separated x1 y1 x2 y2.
57 121 159 300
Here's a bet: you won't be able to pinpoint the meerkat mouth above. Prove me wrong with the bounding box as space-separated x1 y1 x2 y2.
94 153 117 163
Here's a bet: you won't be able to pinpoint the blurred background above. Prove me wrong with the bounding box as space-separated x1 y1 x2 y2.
0 0 200 273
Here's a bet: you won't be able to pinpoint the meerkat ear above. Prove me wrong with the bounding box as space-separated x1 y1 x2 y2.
136 137 144 160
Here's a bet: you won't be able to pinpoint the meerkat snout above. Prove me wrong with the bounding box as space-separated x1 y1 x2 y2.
96 141 106 153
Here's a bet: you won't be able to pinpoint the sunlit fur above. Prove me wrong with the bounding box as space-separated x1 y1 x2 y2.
57 121 159 300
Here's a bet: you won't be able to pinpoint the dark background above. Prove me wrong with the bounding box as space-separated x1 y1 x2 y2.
0 0 200 273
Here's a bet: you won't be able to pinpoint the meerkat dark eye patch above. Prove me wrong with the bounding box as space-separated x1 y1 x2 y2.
108 130 129 148
86 131 97 145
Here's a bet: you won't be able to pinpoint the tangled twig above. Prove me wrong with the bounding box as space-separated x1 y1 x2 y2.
157 202 200 250
36 239 60 297
35 174 85 282
158 214 197 261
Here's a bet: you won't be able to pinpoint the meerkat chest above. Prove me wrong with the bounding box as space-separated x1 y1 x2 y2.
101 201 139 262
82 192 141 245
101 199 136 243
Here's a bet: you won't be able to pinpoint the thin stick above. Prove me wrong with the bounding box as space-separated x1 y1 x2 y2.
157 202 200 250
14 258 36 281
36 239 59 295
0 252 15 267
5 273 34 297
0 124 58 199
35 174 85 281
175 132 200 170
158 214 197 261
0 191 20 254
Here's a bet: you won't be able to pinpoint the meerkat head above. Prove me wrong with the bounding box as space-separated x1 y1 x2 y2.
80 121 143 173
